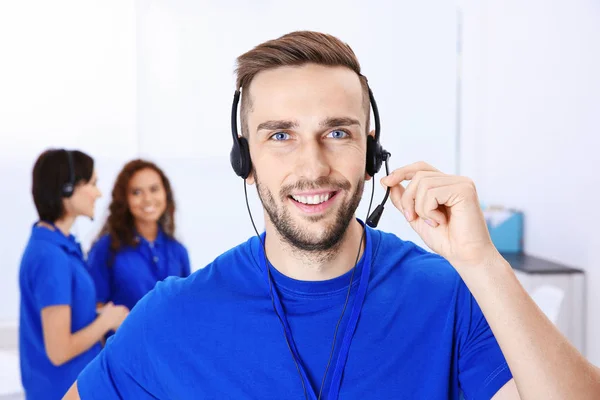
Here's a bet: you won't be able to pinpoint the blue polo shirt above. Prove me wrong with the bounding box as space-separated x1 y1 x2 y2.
87 229 191 311
77 222 513 399
19 223 101 400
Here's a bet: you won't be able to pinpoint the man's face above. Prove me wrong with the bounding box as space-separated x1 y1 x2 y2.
246 63 370 252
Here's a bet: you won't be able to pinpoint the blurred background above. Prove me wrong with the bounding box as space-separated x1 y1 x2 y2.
0 0 598 397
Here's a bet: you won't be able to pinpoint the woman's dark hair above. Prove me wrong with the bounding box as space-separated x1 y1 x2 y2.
32 149 94 223
96 159 176 254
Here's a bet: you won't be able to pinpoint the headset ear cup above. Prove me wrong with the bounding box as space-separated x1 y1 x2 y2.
230 137 252 179
62 184 74 198
61 150 75 198
230 141 242 177
366 135 382 177
238 137 252 179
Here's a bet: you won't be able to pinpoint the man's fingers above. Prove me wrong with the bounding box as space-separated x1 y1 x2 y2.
382 164 475 227
388 184 407 214
415 183 451 226
381 161 440 187
399 172 441 221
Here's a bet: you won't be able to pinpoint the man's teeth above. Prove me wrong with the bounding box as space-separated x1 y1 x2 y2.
291 193 333 205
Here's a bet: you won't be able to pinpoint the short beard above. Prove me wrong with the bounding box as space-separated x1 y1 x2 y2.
254 172 364 261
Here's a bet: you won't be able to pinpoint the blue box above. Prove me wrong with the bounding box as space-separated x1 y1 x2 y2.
482 207 524 253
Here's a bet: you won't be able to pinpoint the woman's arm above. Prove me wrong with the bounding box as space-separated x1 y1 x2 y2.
42 303 128 366
62 381 80 399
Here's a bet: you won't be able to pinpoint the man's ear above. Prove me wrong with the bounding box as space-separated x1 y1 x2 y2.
245 169 255 185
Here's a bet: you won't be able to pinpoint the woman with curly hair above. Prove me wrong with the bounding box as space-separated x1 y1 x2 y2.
87 159 191 312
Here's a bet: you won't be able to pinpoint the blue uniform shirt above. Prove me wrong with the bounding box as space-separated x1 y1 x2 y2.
87 229 191 311
19 223 101 400
77 222 513 399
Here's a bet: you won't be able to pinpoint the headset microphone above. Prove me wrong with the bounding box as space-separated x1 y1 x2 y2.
363 85 391 228
366 153 391 228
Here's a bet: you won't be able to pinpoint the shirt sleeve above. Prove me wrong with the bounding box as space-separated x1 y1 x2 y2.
456 279 513 399
76 282 165 399
87 237 112 303
32 246 72 309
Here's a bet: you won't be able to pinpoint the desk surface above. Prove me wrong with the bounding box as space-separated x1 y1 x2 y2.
502 252 584 274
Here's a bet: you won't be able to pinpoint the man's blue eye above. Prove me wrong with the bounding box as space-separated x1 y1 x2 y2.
328 130 348 139
271 132 290 141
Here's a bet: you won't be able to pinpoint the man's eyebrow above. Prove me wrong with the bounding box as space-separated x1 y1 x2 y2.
256 120 298 132
255 117 361 133
320 117 361 129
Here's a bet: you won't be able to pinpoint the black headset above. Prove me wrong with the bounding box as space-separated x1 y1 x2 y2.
61 150 76 198
230 79 391 227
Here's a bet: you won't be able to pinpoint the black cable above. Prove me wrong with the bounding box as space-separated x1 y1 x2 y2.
381 156 391 205
317 177 375 400
244 177 376 400
244 182 309 400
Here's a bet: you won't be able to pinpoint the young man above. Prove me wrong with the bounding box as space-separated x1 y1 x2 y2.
65 31 599 399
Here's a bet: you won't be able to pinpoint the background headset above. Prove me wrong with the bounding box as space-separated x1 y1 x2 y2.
61 150 76 198
230 77 391 399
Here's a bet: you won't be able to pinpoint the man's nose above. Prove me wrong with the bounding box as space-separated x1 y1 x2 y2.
294 140 331 181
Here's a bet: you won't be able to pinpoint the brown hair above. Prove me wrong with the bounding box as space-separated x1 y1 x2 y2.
235 31 370 137
96 159 176 256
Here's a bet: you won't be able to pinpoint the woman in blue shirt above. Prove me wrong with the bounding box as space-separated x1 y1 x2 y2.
87 159 191 312
19 149 129 400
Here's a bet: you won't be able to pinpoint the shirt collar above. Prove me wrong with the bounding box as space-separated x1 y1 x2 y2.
135 225 166 247
31 221 83 258
251 218 374 296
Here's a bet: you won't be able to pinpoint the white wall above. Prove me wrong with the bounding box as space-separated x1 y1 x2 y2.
135 0 459 270
0 0 458 331
459 0 600 364
0 0 458 330
0 1 138 323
